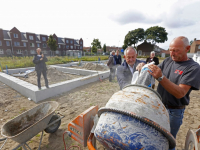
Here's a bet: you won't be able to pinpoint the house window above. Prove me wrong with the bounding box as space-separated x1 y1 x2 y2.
66 45 69 49
198 45 200 49
80 41 82 44
70 40 73 44
6 41 10 46
0 41 2 46
66 40 69 43
30 43 35 47
29 35 34 40
14 33 18 38
80 46 82 49
56 50 59 54
17 49 22 54
43 43 47 48
0 49 4 54
43 50 47 54
42 37 46 41
14 42 20 46
37 43 40 47
70 45 73 49
30 50 36 54
23 42 26 47
59 45 61 48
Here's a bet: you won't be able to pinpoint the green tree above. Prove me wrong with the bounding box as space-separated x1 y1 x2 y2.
47 35 58 51
103 44 106 53
145 26 168 44
91 39 102 53
190 40 194 45
122 28 145 49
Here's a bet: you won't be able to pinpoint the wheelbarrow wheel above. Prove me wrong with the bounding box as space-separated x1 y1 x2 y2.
45 114 61 133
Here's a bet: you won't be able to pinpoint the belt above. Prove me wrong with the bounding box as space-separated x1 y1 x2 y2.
166 105 185 109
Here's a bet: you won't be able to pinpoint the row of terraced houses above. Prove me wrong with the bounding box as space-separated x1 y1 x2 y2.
0 27 83 57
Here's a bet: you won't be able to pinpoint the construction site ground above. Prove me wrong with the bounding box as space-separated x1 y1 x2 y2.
0 78 200 149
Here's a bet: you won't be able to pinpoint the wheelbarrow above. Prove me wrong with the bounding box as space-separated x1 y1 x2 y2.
0 101 64 150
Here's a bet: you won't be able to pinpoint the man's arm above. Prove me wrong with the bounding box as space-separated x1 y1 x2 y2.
107 57 113 66
148 64 191 99
33 55 40 64
117 66 129 90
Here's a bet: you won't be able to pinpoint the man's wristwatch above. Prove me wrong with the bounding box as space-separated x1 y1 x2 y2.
157 74 164 82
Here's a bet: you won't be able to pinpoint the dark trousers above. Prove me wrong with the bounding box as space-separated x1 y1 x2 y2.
36 69 48 88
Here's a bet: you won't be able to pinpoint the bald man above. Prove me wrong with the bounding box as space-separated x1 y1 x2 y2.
148 36 200 150
33 48 49 90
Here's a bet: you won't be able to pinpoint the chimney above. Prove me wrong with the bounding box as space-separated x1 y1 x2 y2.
194 38 196 41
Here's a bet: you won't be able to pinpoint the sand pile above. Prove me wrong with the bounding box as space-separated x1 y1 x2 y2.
16 67 82 86
77 63 108 71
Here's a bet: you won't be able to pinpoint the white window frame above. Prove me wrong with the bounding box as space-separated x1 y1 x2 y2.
198 45 200 49
30 50 36 54
14 42 20 46
6 41 10 46
43 43 47 48
55 50 59 54
0 49 4 54
43 50 47 54
23 42 26 47
37 43 40 47
29 35 34 40
42 37 46 41
17 49 22 54
30 43 35 47
14 33 18 38
70 45 73 49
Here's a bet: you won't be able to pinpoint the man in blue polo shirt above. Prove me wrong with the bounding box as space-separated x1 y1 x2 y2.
148 36 200 150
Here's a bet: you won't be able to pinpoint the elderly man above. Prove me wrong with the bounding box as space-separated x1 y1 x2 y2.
33 48 49 90
107 50 116 82
146 51 159 65
148 36 200 150
117 46 145 89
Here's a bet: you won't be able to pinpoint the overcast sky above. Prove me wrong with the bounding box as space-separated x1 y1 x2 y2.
1 0 200 50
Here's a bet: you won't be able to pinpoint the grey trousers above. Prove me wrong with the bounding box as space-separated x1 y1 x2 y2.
109 66 116 82
36 69 48 88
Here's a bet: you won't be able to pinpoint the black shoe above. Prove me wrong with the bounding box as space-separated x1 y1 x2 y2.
38 87 41 90
46 86 49 89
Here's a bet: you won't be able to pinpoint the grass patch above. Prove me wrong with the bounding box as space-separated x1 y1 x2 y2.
0 56 109 70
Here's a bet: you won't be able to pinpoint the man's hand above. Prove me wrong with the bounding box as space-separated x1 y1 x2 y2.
41 54 44 58
148 64 162 79
136 63 145 71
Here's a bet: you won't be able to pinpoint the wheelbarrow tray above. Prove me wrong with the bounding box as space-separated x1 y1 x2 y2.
1 101 59 144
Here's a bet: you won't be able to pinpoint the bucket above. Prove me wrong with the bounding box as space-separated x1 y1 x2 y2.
94 84 175 150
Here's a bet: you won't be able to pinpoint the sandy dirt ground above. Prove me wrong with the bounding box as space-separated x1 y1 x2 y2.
1 75 200 149
69 63 109 71
15 67 83 86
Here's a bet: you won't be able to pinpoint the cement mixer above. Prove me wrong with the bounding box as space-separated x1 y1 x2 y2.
95 84 175 150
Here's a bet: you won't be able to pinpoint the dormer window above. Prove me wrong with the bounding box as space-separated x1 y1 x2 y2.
14 33 18 38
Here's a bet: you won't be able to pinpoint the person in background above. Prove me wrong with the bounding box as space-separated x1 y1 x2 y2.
114 50 122 65
107 51 116 82
148 36 200 150
117 46 145 89
33 48 49 90
146 51 159 65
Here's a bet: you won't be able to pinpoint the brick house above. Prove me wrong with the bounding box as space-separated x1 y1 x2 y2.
190 38 200 53
0 27 83 57
136 40 165 56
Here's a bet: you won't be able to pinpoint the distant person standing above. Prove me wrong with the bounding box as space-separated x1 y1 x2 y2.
114 50 122 65
33 48 49 90
107 51 116 82
146 51 159 65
